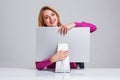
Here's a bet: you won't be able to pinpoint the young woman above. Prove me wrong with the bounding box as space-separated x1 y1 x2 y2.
36 6 97 70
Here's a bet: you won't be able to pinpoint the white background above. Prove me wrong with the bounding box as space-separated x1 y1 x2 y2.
0 0 120 68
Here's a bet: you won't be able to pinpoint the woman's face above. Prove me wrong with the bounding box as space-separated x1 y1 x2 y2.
42 10 58 27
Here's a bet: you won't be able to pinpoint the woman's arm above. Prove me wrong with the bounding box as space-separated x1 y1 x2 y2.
35 50 69 70
75 22 97 33
35 59 52 70
58 21 97 35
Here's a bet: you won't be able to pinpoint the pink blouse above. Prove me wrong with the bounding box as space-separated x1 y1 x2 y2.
35 21 97 70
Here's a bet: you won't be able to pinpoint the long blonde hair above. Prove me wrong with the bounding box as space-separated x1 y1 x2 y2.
38 6 61 27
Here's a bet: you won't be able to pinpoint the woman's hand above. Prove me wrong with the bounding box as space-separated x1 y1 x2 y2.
58 22 75 35
50 50 69 63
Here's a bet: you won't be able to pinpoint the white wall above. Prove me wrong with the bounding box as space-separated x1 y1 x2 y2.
0 0 120 68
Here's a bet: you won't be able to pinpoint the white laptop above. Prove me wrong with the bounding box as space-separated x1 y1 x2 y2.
36 27 90 62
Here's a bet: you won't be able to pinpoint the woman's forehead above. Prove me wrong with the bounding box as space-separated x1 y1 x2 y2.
42 10 55 16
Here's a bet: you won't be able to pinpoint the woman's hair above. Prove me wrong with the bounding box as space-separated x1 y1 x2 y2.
38 6 61 27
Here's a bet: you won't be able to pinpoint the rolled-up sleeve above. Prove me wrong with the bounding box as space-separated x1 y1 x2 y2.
35 59 52 70
75 22 97 33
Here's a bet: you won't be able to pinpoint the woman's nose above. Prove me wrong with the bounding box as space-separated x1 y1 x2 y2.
50 16 54 21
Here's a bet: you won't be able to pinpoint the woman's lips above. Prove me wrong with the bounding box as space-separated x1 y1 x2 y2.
50 21 55 24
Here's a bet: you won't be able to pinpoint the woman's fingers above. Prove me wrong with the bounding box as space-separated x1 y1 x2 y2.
59 50 69 59
55 50 69 60
58 23 75 35
58 26 68 35
51 50 69 62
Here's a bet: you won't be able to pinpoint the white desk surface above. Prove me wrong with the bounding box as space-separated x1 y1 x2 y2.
0 68 120 80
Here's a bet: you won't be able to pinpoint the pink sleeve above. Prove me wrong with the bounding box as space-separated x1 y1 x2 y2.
35 59 52 70
75 22 97 33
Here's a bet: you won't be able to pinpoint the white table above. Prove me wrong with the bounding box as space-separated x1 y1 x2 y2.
0 68 120 80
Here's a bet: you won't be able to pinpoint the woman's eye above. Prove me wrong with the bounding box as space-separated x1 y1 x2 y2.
51 13 55 16
44 16 48 19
